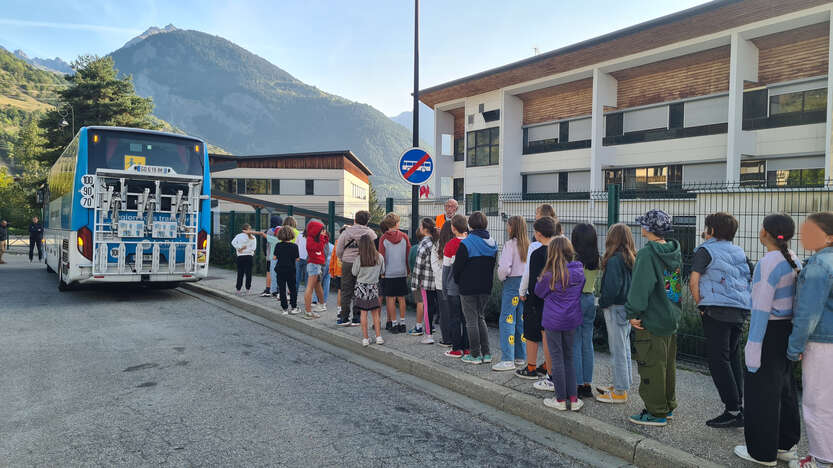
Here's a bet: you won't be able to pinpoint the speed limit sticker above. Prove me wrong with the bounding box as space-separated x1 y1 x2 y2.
80 174 96 208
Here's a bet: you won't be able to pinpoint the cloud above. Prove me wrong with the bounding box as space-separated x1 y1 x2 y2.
0 18 142 35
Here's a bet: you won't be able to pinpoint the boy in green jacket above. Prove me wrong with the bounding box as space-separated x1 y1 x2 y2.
626 209 682 427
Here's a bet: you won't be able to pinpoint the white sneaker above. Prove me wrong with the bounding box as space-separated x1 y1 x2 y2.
543 398 567 411
514 359 526 366
376 336 384 345
289 308 300 315
492 361 516 372
315 304 326 313
421 335 434 345
533 378 555 392
281 308 289 315
362 338 370 347
791 456 828 468
245 289 251 296
778 446 797 463
320 303 327 311
337 306 342 314
734 445 777 467
571 399 584 411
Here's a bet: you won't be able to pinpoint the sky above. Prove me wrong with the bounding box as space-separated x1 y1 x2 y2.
1 0 706 116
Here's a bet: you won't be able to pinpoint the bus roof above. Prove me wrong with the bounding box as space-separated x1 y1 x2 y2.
83 126 205 144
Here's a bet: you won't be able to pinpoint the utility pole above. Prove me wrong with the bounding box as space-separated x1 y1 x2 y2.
410 0 420 238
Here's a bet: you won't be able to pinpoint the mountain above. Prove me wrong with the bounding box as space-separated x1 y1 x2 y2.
390 102 434 147
12 49 72 75
110 27 415 196
123 24 179 49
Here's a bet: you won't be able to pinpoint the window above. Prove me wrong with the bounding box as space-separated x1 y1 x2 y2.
605 113 623 137
466 127 499 167
559 121 569 143
245 179 268 195
669 103 684 129
305 179 314 195
236 179 246 194
743 89 768 119
558 172 568 193
211 178 236 193
351 183 367 200
271 179 280 195
770 88 827 115
465 193 498 216
454 137 464 162
453 178 464 202
767 168 824 187
740 160 766 186
604 165 682 191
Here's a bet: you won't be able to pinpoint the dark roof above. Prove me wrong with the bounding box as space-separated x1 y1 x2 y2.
418 0 735 97
208 150 372 176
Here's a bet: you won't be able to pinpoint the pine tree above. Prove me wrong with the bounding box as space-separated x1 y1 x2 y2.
367 181 385 225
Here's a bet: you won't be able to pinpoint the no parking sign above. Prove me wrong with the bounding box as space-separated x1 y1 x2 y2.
398 147 433 186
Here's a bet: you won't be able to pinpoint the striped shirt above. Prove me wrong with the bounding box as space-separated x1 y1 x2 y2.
745 249 801 372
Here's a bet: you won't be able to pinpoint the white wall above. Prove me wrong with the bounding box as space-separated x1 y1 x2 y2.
465 90 502 132
432 108 456 198
765 155 824 170
753 123 826 157
520 148 591 173
465 166 501 194
501 93 524 193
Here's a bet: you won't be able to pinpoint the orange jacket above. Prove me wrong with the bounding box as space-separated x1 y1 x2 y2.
435 214 449 230
330 239 343 277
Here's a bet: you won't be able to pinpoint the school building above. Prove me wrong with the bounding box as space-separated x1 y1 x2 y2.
421 0 833 209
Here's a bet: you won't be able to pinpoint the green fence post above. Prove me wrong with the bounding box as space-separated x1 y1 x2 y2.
254 207 262 264
607 184 620 228
472 193 481 212
328 201 336 241
287 205 294 217
385 197 394 214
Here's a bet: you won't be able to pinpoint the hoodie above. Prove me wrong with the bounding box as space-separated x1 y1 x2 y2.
305 220 329 265
442 237 464 296
535 261 585 331
378 229 411 278
336 223 376 264
452 229 498 296
625 239 682 337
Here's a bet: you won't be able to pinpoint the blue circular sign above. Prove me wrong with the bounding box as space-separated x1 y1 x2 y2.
398 147 433 186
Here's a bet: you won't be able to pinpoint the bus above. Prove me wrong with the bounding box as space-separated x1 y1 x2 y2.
44 126 211 290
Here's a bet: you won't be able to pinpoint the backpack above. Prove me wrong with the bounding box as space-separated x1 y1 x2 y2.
663 267 682 303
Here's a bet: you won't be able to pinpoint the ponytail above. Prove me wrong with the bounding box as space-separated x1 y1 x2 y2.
421 218 438 243
762 214 798 271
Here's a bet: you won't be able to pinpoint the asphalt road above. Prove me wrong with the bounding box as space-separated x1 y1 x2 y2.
0 254 611 467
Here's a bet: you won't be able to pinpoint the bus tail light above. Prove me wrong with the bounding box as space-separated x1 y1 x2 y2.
198 229 208 250
77 226 93 260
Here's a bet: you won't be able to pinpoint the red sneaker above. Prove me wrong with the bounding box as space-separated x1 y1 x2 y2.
444 349 463 358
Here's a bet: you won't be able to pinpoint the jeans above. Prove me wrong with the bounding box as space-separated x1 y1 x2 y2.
498 276 526 362
461 294 490 358
296 259 308 291
701 313 744 412
573 293 596 385
269 259 278 293
603 305 633 392
445 293 469 351
235 255 253 291
276 271 297 309
546 329 577 402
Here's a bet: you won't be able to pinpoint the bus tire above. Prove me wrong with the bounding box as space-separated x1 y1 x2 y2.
57 266 69 292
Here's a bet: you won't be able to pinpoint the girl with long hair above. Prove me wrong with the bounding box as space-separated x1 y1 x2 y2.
352 234 385 346
493 216 529 371
411 218 440 344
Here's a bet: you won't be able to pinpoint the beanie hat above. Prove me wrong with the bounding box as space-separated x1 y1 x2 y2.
636 209 673 236
270 215 283 229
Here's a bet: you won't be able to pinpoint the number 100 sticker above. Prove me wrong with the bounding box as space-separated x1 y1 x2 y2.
79 174 96 209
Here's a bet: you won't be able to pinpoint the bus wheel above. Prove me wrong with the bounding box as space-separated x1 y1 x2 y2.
57 266 69 292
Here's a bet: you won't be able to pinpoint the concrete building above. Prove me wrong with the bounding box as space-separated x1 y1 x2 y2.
209 151 372 219
422 0 833 207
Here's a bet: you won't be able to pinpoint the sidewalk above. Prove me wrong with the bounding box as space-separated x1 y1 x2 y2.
192 267 806 467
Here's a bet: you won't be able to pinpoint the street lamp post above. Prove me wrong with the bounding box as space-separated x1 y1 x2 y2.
410 0 420 239
58 103 75 136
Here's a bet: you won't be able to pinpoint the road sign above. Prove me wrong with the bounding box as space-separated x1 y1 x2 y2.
398 147 433 186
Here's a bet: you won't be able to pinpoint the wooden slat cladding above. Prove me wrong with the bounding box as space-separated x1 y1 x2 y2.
519 78 593 125
209 155 370 184
419 0 829 108
612 46 730 109
449 108 465 138
751 22 829 87
342 157 370 184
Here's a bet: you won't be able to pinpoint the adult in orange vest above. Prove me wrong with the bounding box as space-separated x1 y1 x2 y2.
435 198 459 230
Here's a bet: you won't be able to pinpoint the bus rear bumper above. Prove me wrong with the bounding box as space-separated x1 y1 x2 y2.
77 273 204 284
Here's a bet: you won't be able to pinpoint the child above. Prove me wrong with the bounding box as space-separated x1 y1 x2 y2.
231 223 257 295
352 234 385 346
407 226 423 334
625 209 682 427
788 212 833 468
330 226 346 317
303 219 329 320
431 223 448 346
336 211 376 327
519 204 558 299
378 213 411 333
689 212 751 428
273 226 300 314
595 223 636 404
535 236 585 411
254 215 282 297
312 235 333 310
442 215 470 357
453 211 497 364
571 223 600 398
296 221 308 291
517 216 559 380
493 216 529 371
377 218 392 329
411 218 440 344
283 216 299 242
734 214 802 465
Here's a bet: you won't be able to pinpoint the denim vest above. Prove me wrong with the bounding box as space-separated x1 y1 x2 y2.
788 247 833 359
696 239 751 310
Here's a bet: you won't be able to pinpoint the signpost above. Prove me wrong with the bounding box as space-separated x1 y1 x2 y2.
398 147 433 186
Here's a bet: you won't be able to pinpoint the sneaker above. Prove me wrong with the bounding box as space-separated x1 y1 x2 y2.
706 410 743 428
320 303 328 311
444 349 464 358
281 308 289 316
438 341 453 347
777 446 797 463
491 361 516 372
577 384 593 399
245 289 251 296
543 398 567 411
289 307 300 315
666 410 674 420
515 367 540 380
271 293 278 298
362 338 370 347
351 317 361 327
533 378 554 392
385 321 393 330
303 312 315 320
375 336 384 345
398 323 407 333
311 312 321 319
337 306 342 314
259 289 271 297
595 390 628 404
461 355 483 365
235 290 243 296
314 304 326 313
791 456 826 468
571 399 584 412
420 335 434 344
481 354 492 363
407 327 424 336
733 445 776 467
336 318 351 327
629 410 668 427
536 364 547 376
514 359 526 366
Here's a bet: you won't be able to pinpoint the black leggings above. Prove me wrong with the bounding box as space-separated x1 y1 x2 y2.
236 255 253 291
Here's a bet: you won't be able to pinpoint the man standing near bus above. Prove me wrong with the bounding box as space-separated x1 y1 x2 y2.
28 216 43 263
0 219 8 264
435 199 459 230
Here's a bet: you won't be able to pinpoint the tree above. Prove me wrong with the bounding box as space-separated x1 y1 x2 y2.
39 55 159 164
367 181 385 225
1 118 47 227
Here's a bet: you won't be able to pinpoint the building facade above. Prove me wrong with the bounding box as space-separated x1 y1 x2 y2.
209 151 372 219
422 0 833 204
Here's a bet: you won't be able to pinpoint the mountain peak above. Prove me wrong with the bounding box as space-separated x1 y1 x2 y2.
123 24 179 49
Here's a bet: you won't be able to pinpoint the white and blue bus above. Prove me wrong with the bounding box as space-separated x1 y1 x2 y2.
45 126 211 290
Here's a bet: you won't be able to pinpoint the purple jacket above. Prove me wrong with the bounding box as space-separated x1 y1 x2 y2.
535 261 585 331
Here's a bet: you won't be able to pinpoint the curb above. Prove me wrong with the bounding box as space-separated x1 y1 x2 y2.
183 282 721 468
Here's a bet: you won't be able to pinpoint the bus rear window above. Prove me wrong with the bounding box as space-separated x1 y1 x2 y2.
87 130 204 176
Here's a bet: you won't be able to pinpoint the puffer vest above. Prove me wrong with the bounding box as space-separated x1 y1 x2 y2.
696 238 751 310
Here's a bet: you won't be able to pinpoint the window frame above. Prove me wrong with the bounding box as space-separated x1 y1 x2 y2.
465 127 500 168
305 179 314 195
